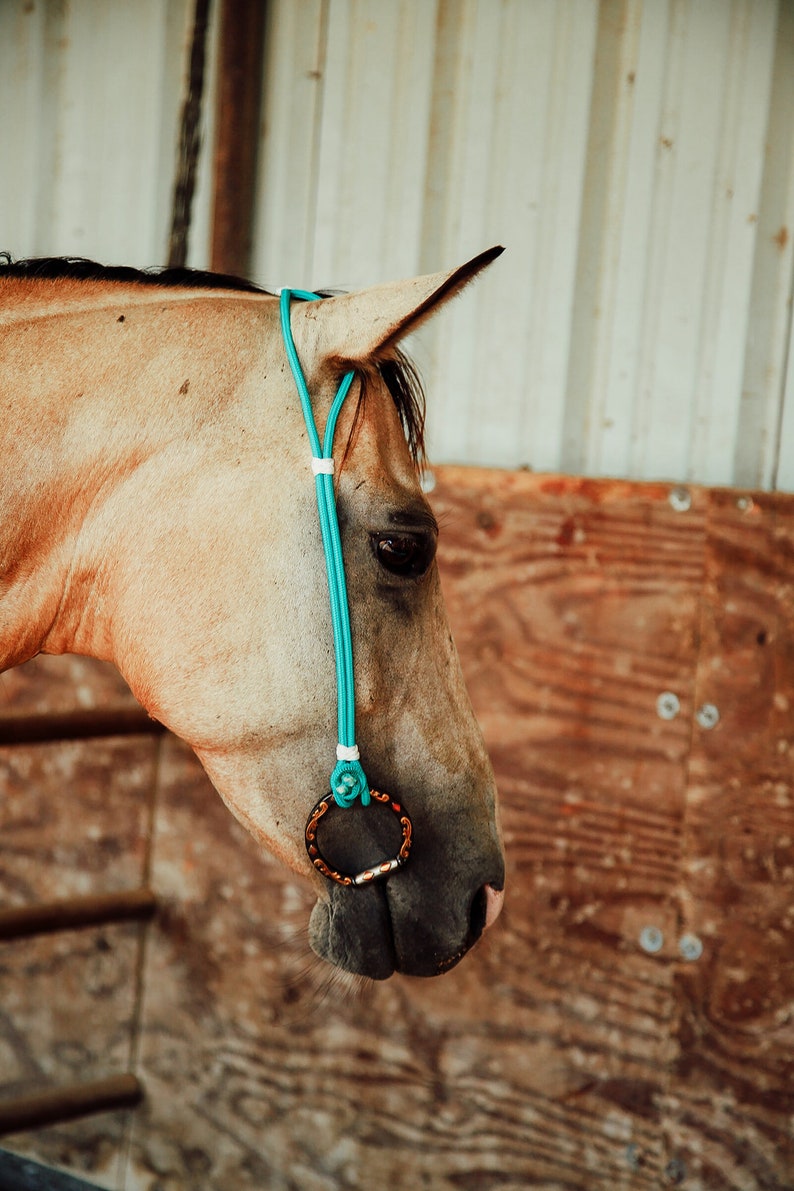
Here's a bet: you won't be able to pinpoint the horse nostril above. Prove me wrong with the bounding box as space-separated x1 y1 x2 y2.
469 886 488 943
483 883 504 930
469 883 505 945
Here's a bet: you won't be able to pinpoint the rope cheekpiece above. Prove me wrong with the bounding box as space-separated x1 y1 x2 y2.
279 288 370 810
280 288 414 888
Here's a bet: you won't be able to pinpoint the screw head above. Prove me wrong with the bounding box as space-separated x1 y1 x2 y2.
625 1142 643 1171
664 1157 686 1184
657 691 681 720
696 703 720 730
639 926 664 954
669 487 692 512
678 934 703 962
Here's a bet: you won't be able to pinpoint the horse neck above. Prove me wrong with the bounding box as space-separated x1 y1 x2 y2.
0 283 276 670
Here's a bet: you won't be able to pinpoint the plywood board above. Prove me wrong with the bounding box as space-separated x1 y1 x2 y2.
0 665 159 1189
1 469 792 1189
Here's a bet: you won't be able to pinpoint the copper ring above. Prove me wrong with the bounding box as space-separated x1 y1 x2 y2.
305 789 413 887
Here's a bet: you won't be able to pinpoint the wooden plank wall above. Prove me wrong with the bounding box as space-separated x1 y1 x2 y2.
0 469 792 1190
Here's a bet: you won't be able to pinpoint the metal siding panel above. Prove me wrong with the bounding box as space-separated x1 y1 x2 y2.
630 0 746 483
249 0 327 286
563 0 779 487
562 0 671 479
687 1 777 486
0 0 193 267
736 1 794 490
311 0 439 287
50 0 182 263
419 0 599 470
776 305 794 491
0 1 58 253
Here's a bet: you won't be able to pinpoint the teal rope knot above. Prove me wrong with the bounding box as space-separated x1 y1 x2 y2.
280 287 371 810
331 759 371 808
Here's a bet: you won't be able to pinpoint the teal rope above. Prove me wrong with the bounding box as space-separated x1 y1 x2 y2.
279 288 370 809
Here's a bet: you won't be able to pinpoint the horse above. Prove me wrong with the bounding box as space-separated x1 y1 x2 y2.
0 247 505 980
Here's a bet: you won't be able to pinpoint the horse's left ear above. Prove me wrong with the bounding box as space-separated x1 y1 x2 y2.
291 246 504 368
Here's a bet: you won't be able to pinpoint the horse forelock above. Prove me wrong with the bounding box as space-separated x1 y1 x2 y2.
349 351 426 471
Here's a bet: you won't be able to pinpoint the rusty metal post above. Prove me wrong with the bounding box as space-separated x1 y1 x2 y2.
210 0 267 278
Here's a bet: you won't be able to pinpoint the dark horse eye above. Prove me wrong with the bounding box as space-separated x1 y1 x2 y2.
373 534 434 578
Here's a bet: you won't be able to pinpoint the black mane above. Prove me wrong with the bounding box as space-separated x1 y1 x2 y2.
0 253 266 293
0 254 426 464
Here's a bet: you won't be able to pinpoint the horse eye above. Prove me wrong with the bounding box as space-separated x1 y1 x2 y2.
373 534 434 578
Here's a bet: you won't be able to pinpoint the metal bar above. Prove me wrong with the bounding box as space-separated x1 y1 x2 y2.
0 710 165 745
210 0 267 277
168 0 212 267
0 1075 143 1137
0 890 157 942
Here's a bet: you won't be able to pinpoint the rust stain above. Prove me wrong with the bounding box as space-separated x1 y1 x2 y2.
557 516 577 548
773 226 789 251
660 136 673 150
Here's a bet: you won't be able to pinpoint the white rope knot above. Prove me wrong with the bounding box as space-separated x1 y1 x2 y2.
311 457 335 475
336 743 360 762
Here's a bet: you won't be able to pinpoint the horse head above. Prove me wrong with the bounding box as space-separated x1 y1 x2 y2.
2 248 505 979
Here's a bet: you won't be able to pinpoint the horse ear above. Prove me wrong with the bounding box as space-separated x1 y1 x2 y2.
290 246 504 367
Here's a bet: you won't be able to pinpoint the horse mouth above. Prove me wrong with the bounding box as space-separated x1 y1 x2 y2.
308 878 504 980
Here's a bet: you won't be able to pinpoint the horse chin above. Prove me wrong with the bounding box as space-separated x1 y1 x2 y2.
308 887 397 981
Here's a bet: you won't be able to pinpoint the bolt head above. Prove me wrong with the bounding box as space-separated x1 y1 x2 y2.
664 1157 686 1185
639 926 664 954
657 691 681 720
696 703 720 730
625 1143 643 1171
669 487 692 512
678 934 703 962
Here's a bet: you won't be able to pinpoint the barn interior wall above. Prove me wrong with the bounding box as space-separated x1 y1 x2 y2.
0 0 792 489
2 4 793 1186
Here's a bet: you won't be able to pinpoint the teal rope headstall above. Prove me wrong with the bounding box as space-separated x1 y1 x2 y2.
280 289 412 888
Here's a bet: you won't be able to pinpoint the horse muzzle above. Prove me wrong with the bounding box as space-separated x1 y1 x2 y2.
308 870 505 980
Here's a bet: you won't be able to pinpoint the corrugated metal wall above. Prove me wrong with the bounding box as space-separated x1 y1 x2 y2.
0 0 197 267
1 0 792 490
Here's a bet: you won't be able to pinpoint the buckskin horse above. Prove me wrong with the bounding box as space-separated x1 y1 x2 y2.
0 247 505 980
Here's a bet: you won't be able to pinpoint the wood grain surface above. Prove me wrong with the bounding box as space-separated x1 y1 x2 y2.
0 468 792 1189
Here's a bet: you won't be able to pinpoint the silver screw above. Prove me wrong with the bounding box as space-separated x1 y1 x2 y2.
679 934 703 962
664 1157 686 1184
625 1143 642 1171
696 703 720 730
669 487 692 512
656 691 681 720
639 926 664 954
736 495 754 513
420 469 436 494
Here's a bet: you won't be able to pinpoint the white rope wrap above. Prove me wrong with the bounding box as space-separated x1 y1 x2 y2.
336 743 360 762
311 457 335 475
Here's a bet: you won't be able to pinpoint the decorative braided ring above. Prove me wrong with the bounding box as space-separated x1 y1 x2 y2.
305 789 413 887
